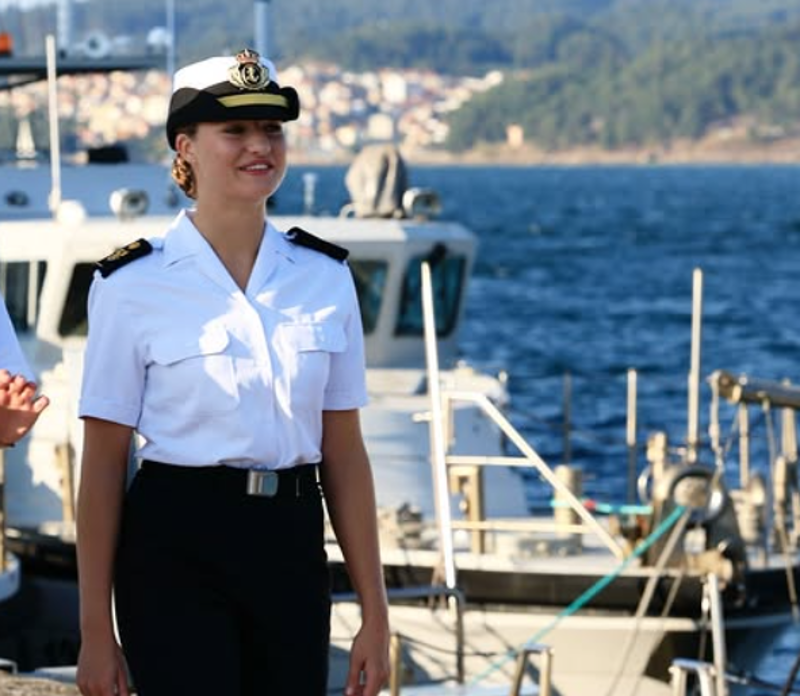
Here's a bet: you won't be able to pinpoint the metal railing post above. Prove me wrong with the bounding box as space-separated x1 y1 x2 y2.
705 574 728 696
738 404 750 489
670 659 718 696
509 643 554 696
686 267 703 464
421 260 457 591
449 463 485 554
389 633 402 696
562 371 572 466
627 368 638 503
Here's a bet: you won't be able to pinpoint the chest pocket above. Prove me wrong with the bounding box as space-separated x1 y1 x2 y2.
277 322 347 409
150 326 239 414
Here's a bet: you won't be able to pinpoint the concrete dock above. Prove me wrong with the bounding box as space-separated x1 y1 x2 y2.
0 672 78 695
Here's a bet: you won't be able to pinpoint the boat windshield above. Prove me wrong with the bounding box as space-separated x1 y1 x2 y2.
396 254 465 337
349 260 388 335
59 263 95 337
55 261 392 338
31 253 462 341
1 260 47 334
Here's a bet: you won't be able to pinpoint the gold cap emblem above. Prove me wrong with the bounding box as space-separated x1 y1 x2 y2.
228 48 270 90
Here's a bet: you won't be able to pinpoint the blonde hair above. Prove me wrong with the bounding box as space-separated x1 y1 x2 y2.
170 124 199 199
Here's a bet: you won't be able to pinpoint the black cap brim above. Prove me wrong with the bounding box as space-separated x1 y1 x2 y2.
166 83 299 149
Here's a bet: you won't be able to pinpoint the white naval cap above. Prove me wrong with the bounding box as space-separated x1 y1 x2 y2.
166 48 299 149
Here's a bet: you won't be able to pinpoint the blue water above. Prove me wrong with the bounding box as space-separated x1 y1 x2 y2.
275 163 800 691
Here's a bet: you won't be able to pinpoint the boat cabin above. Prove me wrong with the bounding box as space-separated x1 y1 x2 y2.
0 211 476 371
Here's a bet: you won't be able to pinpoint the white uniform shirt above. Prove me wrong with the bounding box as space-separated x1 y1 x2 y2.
78 210 368 470
0 294 33 380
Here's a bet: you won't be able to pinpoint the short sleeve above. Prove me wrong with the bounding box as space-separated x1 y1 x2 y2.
78 273 145 427
0 294 33 380
323 269 368 411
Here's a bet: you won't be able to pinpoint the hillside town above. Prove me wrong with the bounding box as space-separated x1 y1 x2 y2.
0 59 505 163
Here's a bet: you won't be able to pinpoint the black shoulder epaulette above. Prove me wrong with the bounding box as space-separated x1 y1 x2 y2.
286 227 349 262
95 238 153 278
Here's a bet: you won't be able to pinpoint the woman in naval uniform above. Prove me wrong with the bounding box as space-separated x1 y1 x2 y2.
75 49 389 696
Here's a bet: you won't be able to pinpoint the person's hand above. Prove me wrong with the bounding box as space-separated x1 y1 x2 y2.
345 617 390 696
76 636 130 696
0 369 49 447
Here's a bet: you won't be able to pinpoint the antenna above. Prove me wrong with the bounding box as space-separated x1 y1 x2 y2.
166 0 176 82
15 116 37 161
254 0 271 57
57 0 73 55
46 34 62 215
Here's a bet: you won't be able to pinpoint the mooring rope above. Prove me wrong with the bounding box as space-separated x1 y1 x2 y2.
468 503 688 686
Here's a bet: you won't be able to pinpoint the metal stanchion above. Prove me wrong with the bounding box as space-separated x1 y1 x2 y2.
389 633 402 696
509 643 554 696
627 368 638 503
670 658 718 696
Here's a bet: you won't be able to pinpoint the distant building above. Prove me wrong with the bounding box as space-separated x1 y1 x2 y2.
366 112 395 142
381 71 408 105
506 124 524 149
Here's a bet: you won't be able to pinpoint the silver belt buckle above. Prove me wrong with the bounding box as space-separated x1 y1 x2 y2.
247 470 279 497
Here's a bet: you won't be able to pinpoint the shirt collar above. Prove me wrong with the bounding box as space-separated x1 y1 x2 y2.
272 223 298 264
244 221 282 295
163 210 286 296
162 209 202 267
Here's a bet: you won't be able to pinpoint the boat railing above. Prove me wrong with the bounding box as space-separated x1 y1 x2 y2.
418 258 626 566
708 368 800 618
386 632 552 696
438 389 627 561
709 369 800 508
434 370 800 578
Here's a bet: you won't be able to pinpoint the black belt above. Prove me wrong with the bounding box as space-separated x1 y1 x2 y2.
140 460 319 498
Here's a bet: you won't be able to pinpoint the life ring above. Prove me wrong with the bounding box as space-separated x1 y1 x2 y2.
82 32 111 59
667 466 727 525
4 190 30 208
109 189 149 220
637 463 653 505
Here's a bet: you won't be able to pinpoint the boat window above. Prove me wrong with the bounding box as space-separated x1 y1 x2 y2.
59 263 95 337
349 260 387 335
0 261 47 333
395 254 465 337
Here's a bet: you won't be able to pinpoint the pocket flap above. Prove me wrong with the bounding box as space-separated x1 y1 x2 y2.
152 326 230 365
278 322 346 353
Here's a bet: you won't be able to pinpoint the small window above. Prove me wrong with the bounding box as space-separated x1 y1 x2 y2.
59 263 96 337
349 260 388 335
0 261 47 333
396 254 465 337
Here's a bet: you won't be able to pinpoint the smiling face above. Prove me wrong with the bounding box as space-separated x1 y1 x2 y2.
175 119 288 207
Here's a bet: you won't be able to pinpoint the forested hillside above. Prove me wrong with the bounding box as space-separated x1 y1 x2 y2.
3 0 800 153
447 20 800 150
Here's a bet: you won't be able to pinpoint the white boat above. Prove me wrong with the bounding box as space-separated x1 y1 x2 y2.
0 516 22 666
0 37 164 670
1 28 799 696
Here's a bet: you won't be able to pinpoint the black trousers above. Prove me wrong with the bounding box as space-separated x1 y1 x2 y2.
114 462 331 696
